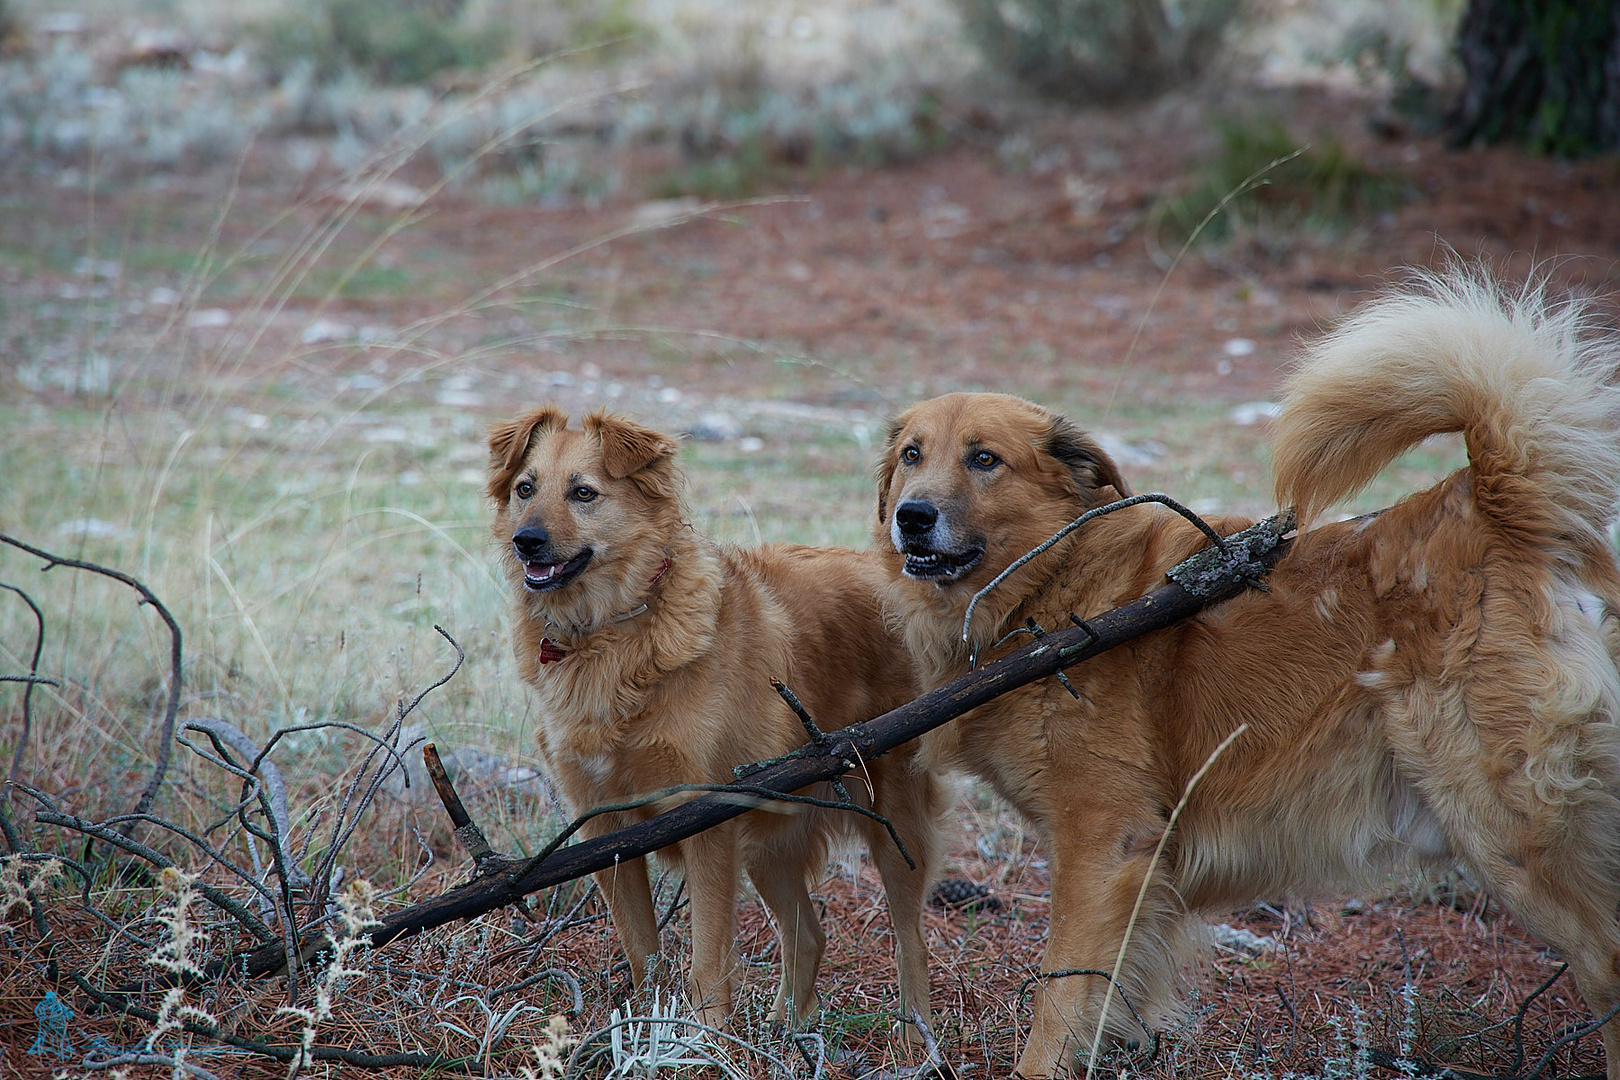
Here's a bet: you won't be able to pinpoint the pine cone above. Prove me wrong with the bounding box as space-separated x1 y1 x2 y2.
929 877 1001 912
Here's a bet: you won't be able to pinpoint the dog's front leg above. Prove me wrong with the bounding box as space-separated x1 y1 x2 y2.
1017 824 1183 1078
592 855 661 991
681 822 742 1030
869 763 943 1045
747 858 825 1027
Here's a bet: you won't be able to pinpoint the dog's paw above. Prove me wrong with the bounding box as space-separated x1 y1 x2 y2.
768 990 822 1033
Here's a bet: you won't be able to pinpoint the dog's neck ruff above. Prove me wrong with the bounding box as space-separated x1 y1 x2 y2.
538 555 671 664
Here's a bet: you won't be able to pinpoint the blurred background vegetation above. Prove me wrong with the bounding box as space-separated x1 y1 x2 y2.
0 0 1606 219
2 0 1613 864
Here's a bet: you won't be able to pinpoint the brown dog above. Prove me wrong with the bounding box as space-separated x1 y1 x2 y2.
875 273 1620 1077
488 407 944 1035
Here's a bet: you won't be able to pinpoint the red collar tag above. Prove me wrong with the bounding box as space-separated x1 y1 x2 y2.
538 638 568 664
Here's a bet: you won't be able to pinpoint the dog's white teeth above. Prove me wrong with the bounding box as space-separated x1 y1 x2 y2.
526 563 559 580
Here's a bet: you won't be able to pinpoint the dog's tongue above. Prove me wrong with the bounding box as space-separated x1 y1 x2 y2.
526 561 562 581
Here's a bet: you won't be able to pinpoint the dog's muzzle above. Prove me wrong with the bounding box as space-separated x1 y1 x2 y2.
512 525 594 592
891 499 984 583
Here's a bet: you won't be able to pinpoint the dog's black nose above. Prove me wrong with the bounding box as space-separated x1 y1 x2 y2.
894 500 938 537
512 526 551 560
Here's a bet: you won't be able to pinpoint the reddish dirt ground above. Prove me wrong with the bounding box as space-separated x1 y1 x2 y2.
15 88 1620 413
384 88 1620 408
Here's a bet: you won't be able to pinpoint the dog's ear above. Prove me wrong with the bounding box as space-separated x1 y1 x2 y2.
874 417 906 530
1044 415 1131 505
487 406 567 502
584 411 679 498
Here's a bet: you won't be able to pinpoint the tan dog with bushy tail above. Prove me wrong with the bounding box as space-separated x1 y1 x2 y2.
488 407 944 1036
875 272 1620 1077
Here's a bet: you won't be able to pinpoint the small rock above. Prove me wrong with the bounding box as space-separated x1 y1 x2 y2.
1222 337 1256 357
1091 293 1132 319
187 308 231 329
738 436 764 454
300 319 355 345
690 412 741 442
383 729 553 804
1229 401 1282 427
331 180 426 212
1094 433 1161 469
631 197 703 227
1208 923 1277 955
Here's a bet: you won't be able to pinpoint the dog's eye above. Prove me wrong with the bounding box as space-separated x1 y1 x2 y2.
970 450 1000 469
900 445 921 464
515 481 534 499
571 486 598 502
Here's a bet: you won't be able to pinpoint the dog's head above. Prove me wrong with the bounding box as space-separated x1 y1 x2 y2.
487 406 681 625
875 393 1129 597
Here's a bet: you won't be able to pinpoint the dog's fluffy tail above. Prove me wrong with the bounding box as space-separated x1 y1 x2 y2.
1273 268 1620 550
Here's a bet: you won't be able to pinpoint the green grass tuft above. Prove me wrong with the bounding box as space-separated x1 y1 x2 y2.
1154 116 1410 253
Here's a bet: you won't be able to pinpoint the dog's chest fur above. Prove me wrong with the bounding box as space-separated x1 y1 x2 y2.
522 542 728 792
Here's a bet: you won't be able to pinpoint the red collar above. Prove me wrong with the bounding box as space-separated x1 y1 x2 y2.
644 555 672 590
539 556 671 664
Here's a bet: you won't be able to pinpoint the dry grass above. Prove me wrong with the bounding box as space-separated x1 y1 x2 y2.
2 785 1607 1078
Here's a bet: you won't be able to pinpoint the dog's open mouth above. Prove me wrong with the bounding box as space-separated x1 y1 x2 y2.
521 548 593 591
902 545 984 583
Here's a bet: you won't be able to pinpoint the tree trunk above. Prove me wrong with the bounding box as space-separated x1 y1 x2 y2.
1450 0 1620 156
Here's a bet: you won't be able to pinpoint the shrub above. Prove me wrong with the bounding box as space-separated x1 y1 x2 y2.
0 43 262 173
951 0 1240 103
256 0 504 85
654 81 948 198
1153 117 1409 252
